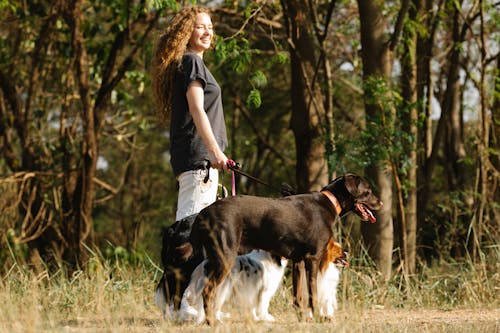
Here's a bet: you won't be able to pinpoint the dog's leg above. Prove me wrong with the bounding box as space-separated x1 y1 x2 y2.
305 259 319 319
257 286 275 322
154 275 168 318
171 267 184 311
214 275 232 322
292 260 310 321
202 255 234 325
179 262 207 324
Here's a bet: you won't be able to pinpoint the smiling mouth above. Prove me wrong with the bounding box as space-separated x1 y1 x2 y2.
355 203 376 223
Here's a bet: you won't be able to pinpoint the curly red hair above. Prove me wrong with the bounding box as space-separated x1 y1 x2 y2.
151 6 214 125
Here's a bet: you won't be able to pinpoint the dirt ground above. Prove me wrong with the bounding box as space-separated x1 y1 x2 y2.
329 308 500 333
58 307 499 332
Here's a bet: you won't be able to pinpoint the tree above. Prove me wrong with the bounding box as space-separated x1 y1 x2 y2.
0 0 161 270
357 0 411 279
398 1 419 275
416 0 500 260
279 0 336 315
280 0 332 193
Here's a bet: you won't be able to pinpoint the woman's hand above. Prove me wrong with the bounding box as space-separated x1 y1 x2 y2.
209 151 228 171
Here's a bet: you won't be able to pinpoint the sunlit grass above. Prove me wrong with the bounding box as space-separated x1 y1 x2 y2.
1 248 498 332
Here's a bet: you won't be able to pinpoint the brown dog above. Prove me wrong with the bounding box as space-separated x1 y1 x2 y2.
186 173 382 324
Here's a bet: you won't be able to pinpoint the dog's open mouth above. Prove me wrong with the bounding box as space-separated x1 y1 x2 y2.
334 252 349 267
355 203 377 223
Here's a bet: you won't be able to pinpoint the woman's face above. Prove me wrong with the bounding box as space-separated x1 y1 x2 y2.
188 13 213 55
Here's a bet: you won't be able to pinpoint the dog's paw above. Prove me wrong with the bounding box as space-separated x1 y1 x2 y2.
216 310 230 321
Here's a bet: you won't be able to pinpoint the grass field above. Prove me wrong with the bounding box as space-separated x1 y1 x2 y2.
1 254 498 332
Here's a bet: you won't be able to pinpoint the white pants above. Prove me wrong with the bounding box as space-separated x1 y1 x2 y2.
176 168 219 221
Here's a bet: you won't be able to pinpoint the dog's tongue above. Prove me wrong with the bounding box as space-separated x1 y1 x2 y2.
340 258 349 267
357 203 377 223
367 209 376 223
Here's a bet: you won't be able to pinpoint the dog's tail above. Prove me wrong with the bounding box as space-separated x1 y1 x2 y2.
280 183 297 197
182 212 209 260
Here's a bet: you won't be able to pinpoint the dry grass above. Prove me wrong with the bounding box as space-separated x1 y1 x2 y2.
1 252 499 333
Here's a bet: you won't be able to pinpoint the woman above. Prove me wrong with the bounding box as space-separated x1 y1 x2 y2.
152 7 229 221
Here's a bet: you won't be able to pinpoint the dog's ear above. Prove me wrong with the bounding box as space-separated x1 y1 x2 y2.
176 243 193 260
271 254 287 267
331 241 344 261
343 173 362 196
344 174 383 211
320 238 343 272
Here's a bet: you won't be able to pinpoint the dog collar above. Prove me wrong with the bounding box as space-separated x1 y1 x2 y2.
321 190 342 215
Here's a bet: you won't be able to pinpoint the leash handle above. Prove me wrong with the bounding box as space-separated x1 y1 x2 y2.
226 159 238 196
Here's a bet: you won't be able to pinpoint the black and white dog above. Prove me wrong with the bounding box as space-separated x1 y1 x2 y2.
154 214 204 319
179 249 288 324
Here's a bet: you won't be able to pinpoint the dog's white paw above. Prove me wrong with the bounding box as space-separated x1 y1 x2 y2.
216 310 230 322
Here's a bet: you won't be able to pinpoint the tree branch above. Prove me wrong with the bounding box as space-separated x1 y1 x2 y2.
389 0 411 51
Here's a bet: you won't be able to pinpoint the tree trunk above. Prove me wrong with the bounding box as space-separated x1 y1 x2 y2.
57 0 94 268
415 0 438 257
362 167 394 279
281 0 328 193
443 6 467 192
490 54 500 237
280 0 332 314
474 6 499 261
357 0 395 279
400 1 420 274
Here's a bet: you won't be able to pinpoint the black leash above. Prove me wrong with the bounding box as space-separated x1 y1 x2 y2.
226 161 285 194
202 159 293 195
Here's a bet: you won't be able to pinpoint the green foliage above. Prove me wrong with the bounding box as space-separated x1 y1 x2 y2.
246 89 262 109
214 35 252 73
149 0 179 11
245 70 267 109
102 242 148 266
351 77 403 167
0 230 28 269
0 0 16 11
249 70 268 88
271 51 290 65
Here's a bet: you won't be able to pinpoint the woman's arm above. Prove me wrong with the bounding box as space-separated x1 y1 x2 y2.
186 80 228 170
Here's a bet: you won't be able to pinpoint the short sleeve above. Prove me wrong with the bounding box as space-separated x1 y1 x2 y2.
182 53 207 91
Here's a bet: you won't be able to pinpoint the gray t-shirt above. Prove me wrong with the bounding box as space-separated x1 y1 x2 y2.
170 53 228 176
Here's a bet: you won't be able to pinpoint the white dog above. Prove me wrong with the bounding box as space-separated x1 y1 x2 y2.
317 262 341 318
316 241 348 319
179 249 288 324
